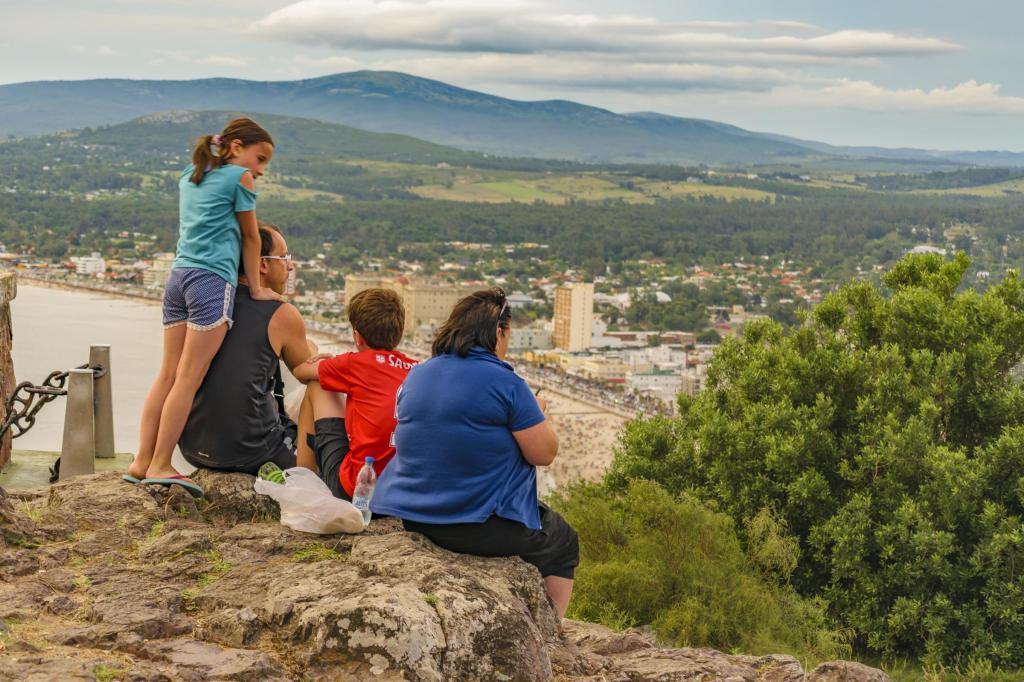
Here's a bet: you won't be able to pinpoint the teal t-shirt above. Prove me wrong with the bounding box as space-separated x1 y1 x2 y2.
174 163 257 286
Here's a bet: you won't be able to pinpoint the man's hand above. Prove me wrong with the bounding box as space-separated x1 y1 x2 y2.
250 287 286 302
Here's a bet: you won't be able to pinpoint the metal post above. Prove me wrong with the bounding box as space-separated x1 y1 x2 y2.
89 344 115 458
59 369 95 480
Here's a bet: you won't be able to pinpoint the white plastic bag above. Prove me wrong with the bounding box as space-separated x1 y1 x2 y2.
254 467 365 534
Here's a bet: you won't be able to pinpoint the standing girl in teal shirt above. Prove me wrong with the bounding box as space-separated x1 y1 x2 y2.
127 117 281 496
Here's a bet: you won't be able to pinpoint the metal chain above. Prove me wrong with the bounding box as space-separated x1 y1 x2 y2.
0 364 105 440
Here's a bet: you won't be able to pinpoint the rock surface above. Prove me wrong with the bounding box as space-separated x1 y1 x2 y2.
0 471 891 681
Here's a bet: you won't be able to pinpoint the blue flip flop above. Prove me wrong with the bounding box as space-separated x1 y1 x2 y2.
122 474 141 484
140 476 205 499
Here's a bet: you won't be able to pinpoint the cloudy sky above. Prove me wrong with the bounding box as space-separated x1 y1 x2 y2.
3 0 1021 150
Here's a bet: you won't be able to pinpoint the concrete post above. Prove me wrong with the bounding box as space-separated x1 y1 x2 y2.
89 344 115 458
59 369 95 480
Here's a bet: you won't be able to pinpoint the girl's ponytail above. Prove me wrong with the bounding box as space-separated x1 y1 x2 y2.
190 134 222 185
189 118 273 185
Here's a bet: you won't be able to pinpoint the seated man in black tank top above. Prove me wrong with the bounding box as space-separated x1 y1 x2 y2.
179 224 348 479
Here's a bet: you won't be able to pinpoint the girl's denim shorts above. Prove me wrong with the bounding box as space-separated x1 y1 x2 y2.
162 267 235 331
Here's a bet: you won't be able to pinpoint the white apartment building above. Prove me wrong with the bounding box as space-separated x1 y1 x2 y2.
143 253 175 288
510 326 553 352
73 253 106 276
344 273 475 338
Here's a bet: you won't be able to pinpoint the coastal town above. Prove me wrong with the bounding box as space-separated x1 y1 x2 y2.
2 234 842 413
3 237 844 493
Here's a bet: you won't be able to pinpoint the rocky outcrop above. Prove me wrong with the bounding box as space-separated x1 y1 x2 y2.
0 471 890 681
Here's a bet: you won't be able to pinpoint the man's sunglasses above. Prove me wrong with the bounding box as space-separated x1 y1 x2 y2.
261 254 292 262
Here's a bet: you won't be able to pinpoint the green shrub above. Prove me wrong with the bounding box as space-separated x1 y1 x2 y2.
605 253 1024 666
550 480 849 661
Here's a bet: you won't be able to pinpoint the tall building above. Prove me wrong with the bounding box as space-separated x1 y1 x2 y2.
553 282 594 352
343 274 474 338
72 252 106 276
143 253 175 288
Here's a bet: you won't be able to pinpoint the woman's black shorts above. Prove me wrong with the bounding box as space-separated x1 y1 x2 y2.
403 504 580 579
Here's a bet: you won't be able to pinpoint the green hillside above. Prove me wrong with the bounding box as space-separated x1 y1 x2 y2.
0 71 822 165
46 110 486 165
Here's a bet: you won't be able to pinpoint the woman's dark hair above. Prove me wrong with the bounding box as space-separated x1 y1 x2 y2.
432 287 511 357
190 117 274 185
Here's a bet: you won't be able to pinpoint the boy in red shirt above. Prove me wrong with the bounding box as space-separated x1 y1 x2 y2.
293 288 417 499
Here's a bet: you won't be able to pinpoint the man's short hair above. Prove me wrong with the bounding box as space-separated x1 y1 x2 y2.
348 288 405 350
238 222 280 276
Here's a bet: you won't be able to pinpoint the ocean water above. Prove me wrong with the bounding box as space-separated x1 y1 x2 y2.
11 284 165 453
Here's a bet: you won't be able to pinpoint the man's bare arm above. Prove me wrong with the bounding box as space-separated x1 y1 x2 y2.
268 303 314 374
292 360 321 383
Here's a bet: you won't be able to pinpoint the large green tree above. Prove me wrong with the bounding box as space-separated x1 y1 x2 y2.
607 253 1024 665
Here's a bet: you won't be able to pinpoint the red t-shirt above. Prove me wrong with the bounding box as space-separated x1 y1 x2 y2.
317 349 418 495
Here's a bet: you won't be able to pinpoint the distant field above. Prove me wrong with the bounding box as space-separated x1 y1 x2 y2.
526 175 644 202
411 182 539 203
258 180 346 202
409 173 779 205
478 181 567 202
915 178 1024 197
636 180 776 203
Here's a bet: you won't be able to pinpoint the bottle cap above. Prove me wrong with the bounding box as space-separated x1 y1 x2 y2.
366 457 375 464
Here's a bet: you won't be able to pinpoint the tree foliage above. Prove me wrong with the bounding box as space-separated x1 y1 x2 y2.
606 253 1024 665
550 480 849 661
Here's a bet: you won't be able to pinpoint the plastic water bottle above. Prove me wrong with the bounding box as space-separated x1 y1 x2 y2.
352 457 377 526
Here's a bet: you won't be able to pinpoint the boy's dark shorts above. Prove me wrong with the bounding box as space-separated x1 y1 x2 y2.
403 504 580 579
307 418 351 501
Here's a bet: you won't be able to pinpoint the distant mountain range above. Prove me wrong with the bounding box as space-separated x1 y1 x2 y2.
1 70 1021 167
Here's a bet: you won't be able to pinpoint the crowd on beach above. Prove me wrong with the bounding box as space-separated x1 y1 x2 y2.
542 396 627 490
518 362 670 416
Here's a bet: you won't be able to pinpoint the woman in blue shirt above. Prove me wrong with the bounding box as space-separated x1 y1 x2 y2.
372 288 578 617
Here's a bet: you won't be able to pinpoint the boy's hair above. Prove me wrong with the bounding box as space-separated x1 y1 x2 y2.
432 287 511 358
348 289 405 350
238 222 279 276
191 117 274 185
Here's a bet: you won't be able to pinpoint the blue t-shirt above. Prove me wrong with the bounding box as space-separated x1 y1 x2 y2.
371 347 546 529
174 163 257 286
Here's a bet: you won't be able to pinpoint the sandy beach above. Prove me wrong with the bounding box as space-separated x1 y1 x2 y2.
537 391 629 495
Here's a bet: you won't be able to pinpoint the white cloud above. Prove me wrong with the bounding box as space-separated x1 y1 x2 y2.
249 0 960 61
270 54 361 78
158 51 249 68
785 79 1024 115
376 54 1024 115
243 0 1024 117
70 44 118 56
278 55 361 70
378 54 816 93
201 55 249 68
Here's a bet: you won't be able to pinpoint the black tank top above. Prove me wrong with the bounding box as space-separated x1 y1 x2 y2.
179 286 287 469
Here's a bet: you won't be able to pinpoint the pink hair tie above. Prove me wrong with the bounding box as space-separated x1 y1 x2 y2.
211 134 222 146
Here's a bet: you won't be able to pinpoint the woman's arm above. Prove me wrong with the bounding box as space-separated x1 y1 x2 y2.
513 418 559 467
